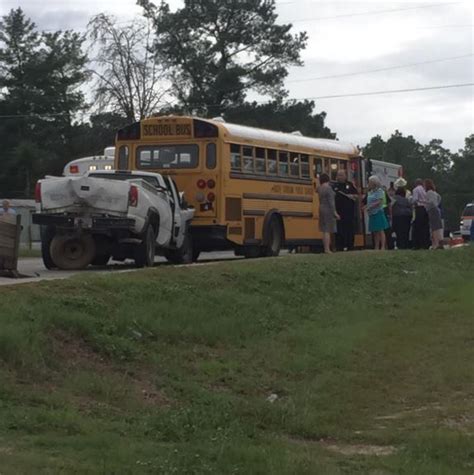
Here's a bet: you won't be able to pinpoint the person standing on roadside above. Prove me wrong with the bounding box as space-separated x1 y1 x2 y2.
424 179 443 250
382 187 394 249
318 173 339 254
332 169 358 251
0 199 16 216
365 176 389 250
387 181 396 199
392 186 413 249
411 179 430 249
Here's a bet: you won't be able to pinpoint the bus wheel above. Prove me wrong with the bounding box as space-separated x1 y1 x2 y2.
50 234 96 270
262 218 283 257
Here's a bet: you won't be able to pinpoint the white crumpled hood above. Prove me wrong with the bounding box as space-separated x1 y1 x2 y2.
40 175 129 214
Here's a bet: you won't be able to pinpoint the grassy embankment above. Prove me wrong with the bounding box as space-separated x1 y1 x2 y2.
0 248 473 474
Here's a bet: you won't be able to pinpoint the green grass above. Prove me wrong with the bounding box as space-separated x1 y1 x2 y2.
0 248 473 474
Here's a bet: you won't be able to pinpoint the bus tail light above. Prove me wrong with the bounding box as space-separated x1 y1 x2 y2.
129 185 139 207
69 165 79 174
35 182 42 203
207 192 216 202
207 179 216 189
197 179 206 189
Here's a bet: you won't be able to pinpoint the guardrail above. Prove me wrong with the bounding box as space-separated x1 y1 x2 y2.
0 214 22 277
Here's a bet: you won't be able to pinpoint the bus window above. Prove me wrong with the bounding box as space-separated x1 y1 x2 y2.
136 144 198 169
278 152 289 176
290 153 300 177
267 149 277 175
230 144 241 171
206 143 216 169
255 147 266 174
314 158 323 178
118 145 129 170
243 146 254 173
301 154 309 178
330 160 339 180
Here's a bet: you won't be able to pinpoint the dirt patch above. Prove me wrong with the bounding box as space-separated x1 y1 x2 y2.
374 403 443 421
320 440 397 456
46 331 171 408
50 330 110 372
443 415 474 434
286 436 397 457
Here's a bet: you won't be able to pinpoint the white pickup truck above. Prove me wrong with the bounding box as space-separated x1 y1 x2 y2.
33 170 195 270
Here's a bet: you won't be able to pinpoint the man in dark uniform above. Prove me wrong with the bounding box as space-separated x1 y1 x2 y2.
332 170 358 251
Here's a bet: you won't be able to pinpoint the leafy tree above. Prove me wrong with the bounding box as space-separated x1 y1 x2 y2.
139 0 307 116
70 112 129 159
449 134 474 222
88 14 168 122
224 99 335 138
0 8 88 196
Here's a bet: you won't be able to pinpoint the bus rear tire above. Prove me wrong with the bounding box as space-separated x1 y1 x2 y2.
261 218 283 257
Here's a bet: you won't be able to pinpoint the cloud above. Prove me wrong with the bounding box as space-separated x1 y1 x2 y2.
1 0 472 150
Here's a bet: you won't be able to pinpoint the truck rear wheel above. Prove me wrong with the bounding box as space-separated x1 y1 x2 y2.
40 226 56 270
134 225 155 268
50 234 96 270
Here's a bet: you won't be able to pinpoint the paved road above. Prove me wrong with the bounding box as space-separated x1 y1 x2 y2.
0 251 244 287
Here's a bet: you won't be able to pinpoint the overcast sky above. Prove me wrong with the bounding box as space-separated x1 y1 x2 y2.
1 0 473 151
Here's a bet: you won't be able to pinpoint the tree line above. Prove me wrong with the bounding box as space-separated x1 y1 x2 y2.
0 2 472 230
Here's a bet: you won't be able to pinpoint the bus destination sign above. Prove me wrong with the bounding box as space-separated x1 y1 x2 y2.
142 121 192 138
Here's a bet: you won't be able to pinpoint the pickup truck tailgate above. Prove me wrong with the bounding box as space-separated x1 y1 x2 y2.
40 176 130 213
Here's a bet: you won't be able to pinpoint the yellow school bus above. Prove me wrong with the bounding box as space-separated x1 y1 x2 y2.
114 115 366 259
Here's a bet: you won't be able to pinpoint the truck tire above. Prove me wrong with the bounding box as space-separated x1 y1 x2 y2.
40 226 56 270
134 225 155 268
50 234 96 270
165 233 194 265
261 218 283 257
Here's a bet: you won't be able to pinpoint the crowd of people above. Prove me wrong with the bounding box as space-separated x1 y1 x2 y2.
317 170 444 253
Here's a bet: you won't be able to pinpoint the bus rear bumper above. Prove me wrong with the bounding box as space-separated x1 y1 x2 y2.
190 225 235 252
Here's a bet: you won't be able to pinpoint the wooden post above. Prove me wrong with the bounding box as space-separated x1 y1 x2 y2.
0 214 22 277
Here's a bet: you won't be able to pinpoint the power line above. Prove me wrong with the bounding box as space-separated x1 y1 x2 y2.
287 53 474 83
1 83 472 119
0 112 71 119
301 82 474 100
283 2 463 22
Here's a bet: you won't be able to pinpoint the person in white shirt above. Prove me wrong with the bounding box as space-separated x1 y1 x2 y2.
411 179 430 249
0 200 17 216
